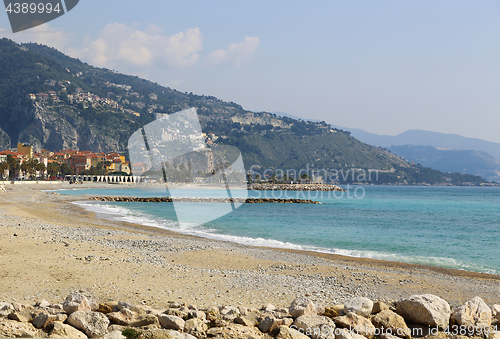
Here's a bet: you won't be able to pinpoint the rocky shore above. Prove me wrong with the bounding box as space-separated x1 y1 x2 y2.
92 196 321 204
249 183 345 191
1 292 499 339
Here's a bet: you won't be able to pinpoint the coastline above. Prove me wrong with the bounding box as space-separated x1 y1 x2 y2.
0 183 498 311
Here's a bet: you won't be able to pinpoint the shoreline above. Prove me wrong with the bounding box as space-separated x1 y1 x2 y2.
0 183 498 311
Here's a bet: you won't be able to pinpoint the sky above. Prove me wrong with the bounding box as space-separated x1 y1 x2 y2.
1 0 500 142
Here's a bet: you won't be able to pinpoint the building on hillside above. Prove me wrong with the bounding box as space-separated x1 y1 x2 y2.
68 153 92 174
17 143 33 158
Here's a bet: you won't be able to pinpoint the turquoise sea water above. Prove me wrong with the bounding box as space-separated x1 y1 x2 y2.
57 186 500 275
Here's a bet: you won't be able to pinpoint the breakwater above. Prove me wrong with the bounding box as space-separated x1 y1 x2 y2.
91 196 321 204
249 183 345 191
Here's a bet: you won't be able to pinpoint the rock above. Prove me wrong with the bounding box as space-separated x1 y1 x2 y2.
371 310 410 338
63 292 92 314
293 315 336 339
8 312 28 323
220 306 240 321
0 318 39 338
451 296 492 330
117 301 145 315
98 303 113 314
395 294 450 329
104 330 126 339
289 297 317 318
48 321 88 338
493 304 500 322
108 308 138 326
316 304 326 316
88 299 99 312
37 300 51 308
164 308 188 319
324 307 340 319
263 303 276 312
234 316 255 327
108 324 126 333
207 324 263 339
32 311 57 329
141 329 197 339
344 298 374 318
334 313 376 339
489 332 500 339
0 302 14 317
12 303 27 312
372 302 389 314
131 314 159 327
274 325 310 339
188 310 206 321
67 311 110 338
259 315 288 333
184 318 208 338
335 328 368 339
103 301 120 313
379 334 402 339
157 314 185 331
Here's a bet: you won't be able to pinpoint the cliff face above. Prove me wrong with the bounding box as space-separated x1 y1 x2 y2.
4 100 120 152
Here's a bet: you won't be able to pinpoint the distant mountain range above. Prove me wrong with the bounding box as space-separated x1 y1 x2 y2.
272 113 500 181
331 126 500 181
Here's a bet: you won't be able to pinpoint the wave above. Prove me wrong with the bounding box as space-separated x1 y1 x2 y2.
73 201 499 276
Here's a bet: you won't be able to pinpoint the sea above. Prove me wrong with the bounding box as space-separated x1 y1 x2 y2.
55 185 500 276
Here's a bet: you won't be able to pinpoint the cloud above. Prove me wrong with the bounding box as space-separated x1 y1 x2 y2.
206 36 260 66
78 23 203 69
0 24 74 51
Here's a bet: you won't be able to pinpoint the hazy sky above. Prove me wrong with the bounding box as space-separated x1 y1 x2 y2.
1 1 499 142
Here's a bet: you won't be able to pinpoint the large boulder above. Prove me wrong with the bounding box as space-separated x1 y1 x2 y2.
371 310 410 338
395 294 450 329
344 298 374 318
289 297 317 318
334 313 376 339
67 311 110 338
292 314 336 339
63 292 91 314
451 296 492 330
48 321 88 338
157 314 185 331
207 324 263 339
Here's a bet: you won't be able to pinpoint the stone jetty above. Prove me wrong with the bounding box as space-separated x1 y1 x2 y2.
0 293 498 339
249 183 345 191
92 196 322 204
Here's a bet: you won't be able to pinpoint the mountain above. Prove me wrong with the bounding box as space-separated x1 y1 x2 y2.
388 145 500 182
334 127 500 160
0 38 488 185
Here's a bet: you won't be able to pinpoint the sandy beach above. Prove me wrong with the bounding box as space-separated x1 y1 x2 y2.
0 182 499 311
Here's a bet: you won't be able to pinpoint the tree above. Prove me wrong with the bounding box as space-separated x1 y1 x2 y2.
47 162 60 177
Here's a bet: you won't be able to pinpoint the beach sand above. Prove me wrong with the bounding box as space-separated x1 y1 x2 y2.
0 182 498 310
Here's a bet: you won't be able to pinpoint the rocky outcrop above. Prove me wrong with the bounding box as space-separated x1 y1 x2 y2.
395 294 451 329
